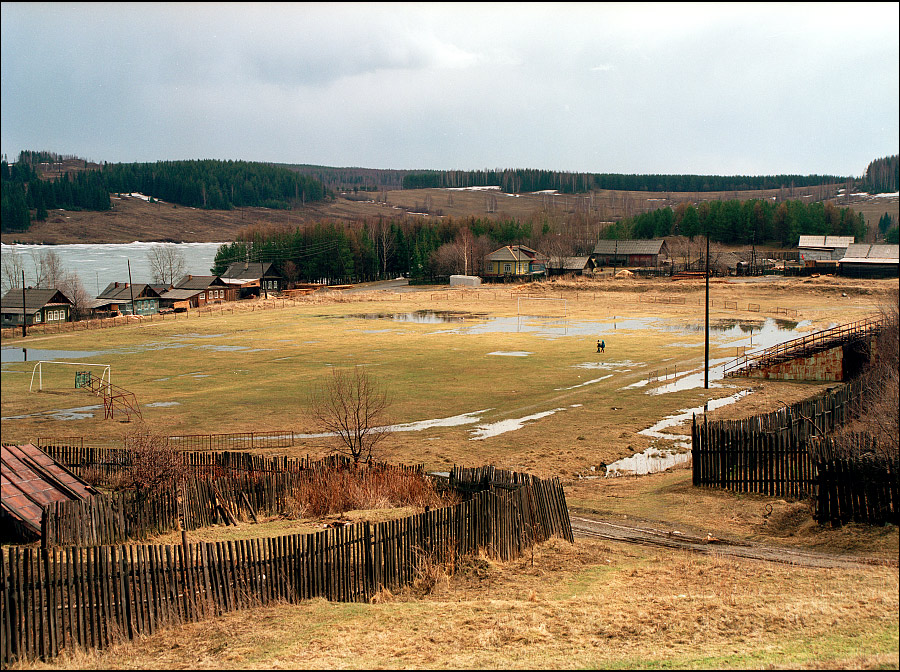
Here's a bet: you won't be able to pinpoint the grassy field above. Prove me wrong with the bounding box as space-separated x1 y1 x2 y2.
3 274 898 669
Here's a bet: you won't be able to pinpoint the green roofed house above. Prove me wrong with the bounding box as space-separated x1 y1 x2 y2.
0 288 73 328
483 245 549 280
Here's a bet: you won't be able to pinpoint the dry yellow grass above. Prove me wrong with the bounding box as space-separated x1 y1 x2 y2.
11 537 897 670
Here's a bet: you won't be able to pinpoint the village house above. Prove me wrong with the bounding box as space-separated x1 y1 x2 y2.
591 239 669 268
838 243 899 278
548 256 597 276
483 245 549 280
158 275 236 310
0 288 74 328
94 282 162 316
219 261 286 297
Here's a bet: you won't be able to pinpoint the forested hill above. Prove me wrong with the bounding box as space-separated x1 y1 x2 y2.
401 169 849 194
860 155 899 194
1 153 328 233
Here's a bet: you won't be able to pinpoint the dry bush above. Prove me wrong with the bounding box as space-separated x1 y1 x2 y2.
123 425 191 492
293 466 451 518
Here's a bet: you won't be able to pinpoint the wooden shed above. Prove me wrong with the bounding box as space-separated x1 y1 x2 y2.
1 443 97 543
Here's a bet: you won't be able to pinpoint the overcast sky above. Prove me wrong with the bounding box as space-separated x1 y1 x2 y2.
2 2 898 177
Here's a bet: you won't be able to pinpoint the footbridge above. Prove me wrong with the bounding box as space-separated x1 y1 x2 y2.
723 316 884 381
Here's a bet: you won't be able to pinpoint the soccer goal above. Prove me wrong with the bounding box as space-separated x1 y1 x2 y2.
30 361 112 393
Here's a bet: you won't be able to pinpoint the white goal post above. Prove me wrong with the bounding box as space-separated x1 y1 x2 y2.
30 361 112 393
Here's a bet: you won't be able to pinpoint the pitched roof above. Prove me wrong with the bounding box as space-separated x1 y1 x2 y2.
0 288 73 314
158 288 206 300
798 235 855 248
560 256 593 270
592 239 667 256
840 243 900 262
486 245 549 262
173 275 227 290
1 443 96 539
96 282 161 301
220 262 277 281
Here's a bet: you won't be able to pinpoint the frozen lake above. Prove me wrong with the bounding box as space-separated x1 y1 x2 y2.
1 242 224 294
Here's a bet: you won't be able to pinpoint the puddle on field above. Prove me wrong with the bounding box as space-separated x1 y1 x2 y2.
575 360 644 370
469 405 581 440
1 404 103 421
2 347 103 363
171 333 226 339
645 357 733 395
145 401 180 407
194 344 270 353
556 374 613 390
347 311 485 323
290 409 491 439
488 351 532 357
605 389 752 477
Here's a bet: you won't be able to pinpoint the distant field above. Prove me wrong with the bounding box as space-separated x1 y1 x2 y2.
5 181 895 245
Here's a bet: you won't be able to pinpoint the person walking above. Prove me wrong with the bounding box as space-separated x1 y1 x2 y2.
600 339 605 353
597 339 602 353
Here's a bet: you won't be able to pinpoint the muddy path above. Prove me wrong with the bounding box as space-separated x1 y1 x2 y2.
570 514 898 569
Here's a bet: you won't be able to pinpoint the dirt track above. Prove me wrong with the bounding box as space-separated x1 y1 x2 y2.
570 514 898 569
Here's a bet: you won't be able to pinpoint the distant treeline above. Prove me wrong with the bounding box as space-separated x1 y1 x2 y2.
401 168 848 194
1 153 328 233
860 155 899 194
278 164 408 192
212 216 543 283
604 199 867 247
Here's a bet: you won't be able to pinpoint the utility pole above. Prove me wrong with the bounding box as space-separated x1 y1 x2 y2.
127 260 135 316
704 233 710 390
21 271 27 337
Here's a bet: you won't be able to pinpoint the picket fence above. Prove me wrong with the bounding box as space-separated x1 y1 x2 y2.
41 456 424 547
692 379 862 498
1 472 572 665
808 434 898 526
692 379 897 526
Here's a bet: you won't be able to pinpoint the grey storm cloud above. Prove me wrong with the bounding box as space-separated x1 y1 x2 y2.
1 2 897 175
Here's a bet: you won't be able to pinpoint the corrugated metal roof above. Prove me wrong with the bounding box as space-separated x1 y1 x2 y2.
561 256 592 270
798 235 855 248
592 239 667 256
0 288 73 314
486 245 549 262
1 444 96 539
158 288 204 300
842 243 900 260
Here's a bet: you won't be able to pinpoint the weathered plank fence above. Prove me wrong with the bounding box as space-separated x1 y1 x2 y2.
809 434 898 526
692 379 862 498
1 472 572 665
42 459 425 548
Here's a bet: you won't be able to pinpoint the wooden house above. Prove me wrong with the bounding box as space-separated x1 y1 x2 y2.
160 275 237 309
838 243 899 278
94 282 162 316
1 443 96 543
591 239 669 268
0 288 74 328
219 261 286 297
483 245 549 279
798 235 854 263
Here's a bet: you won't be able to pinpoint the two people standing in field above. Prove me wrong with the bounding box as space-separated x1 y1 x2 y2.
597 339 605 353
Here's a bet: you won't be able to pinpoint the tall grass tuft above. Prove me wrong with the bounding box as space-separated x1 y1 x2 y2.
293 466 454 518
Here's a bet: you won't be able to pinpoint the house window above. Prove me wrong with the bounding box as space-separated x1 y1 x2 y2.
35 312 41 323
504 263 512 273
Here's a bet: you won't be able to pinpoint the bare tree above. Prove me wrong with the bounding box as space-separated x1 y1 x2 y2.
310 366 391 465
58 270 91 320
32 249 66 288
147 244 186 286
1 246 26 293
124 425 190 492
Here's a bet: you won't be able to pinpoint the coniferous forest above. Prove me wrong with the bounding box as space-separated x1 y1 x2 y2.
1 153 328 233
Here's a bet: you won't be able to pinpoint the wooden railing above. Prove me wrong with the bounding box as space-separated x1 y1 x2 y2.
723 316 884 377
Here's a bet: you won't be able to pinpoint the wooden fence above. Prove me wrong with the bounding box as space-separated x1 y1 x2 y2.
692 380 862 498
808 435 898 526
1 472 572 665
